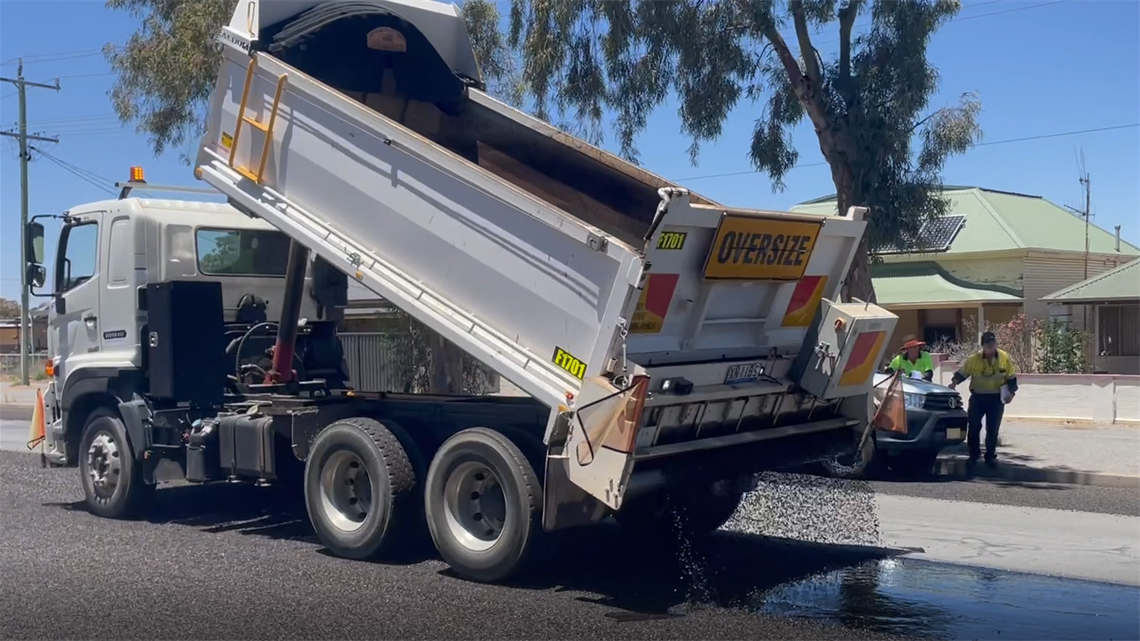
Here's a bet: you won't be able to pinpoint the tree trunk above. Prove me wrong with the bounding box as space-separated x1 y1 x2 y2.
429 331 466 394
844 239 877 304
835 185 877 305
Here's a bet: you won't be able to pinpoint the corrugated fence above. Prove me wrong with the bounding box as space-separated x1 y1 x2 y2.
0 336 502 395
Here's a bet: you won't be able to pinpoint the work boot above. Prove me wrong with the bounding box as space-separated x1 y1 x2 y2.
984 455 998 470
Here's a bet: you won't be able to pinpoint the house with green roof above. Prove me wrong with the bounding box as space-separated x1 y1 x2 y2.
792 186 1139 351
1042 257 1140 374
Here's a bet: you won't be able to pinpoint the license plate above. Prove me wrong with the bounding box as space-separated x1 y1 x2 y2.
946 428 963 441
725 362 764 385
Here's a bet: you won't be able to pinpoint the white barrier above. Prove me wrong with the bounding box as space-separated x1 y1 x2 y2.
934 359 1140 425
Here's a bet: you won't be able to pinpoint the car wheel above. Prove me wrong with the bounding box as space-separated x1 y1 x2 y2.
889 448 940 477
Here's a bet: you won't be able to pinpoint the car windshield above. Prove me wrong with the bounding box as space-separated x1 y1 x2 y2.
195 228 291 276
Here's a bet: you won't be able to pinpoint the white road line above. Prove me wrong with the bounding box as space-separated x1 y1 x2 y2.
877 493 1140 587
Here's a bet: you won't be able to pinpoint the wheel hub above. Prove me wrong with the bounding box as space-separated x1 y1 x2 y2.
318 451 373 532
86 432 122 497
443 462 506 552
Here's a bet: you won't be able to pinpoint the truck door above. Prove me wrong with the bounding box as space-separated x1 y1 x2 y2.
98 214 141 362
51 212 103 386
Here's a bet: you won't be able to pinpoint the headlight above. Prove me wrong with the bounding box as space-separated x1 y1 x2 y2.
904 393 924 410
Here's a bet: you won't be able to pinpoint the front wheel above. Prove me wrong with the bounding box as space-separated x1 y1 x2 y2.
424 427 543 584
79 408 153 519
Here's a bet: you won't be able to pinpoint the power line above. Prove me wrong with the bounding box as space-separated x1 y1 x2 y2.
28 146 119 196
673 123 1140 182
1 49 109 67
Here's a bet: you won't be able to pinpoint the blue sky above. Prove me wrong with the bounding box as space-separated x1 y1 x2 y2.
2 0 1138 303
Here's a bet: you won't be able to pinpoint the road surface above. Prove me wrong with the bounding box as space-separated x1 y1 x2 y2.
1 419 1137 640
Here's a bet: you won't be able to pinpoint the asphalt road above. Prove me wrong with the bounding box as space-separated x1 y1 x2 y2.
3 449 1137 641
0 450 910 641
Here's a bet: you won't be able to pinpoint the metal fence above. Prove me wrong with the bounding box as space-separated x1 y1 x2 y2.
340 333 405 392
0 353 50 381
0 335 501 394
339 332 500 394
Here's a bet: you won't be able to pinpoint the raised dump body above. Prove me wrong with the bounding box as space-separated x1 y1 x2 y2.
196 0 898 512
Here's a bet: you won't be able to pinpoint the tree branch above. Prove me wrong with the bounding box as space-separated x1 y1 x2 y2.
789 1 823 83
761 22 831 146
837 0 861 89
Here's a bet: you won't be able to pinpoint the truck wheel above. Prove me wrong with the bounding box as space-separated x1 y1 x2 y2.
821 429 885 480
616 475 750 538
79 408 153 519
424 427 542 583
304 418 417 560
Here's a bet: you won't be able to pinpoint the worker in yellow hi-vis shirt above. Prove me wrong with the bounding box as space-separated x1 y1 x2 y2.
949 331 1019 469
885 336 934 381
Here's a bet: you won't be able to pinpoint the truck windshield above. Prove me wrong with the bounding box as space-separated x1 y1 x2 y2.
196 228 291 276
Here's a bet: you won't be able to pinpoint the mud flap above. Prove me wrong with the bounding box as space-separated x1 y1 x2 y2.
564 375 649 511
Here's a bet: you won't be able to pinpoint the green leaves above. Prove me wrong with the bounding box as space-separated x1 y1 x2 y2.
104 0 524 159
105 0 236 161
507 0 984 301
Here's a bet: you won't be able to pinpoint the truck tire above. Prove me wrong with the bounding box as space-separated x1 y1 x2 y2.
615 475 750 538
820 429 885 480
304 418 417 560
79 407 153 519
424 427 542 583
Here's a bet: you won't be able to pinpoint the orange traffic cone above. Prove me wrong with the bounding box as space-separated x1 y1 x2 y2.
871 370 908 435
26 387 47 467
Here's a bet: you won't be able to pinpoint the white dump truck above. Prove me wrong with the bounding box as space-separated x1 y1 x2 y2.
25 0 898 583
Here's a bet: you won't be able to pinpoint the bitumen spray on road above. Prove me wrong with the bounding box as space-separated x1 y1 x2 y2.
642 471 1139 641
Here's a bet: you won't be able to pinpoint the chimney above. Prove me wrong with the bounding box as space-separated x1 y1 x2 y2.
1115 225 1122 252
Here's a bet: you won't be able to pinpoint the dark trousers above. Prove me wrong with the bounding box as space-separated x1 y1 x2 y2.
967 393 1004 461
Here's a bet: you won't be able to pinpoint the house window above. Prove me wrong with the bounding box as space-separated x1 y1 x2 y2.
1097 304 1140 357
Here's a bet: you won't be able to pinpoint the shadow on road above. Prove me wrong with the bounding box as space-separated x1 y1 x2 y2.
48 479 908 620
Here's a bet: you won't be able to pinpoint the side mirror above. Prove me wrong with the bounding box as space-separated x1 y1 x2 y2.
25 264 46 289
25 221 45 265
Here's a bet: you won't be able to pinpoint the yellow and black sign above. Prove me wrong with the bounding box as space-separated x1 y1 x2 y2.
552 346 587 380
702 214 822 281
655 231 687 251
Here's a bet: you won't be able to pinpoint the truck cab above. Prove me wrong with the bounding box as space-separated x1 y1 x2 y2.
26 178 349 468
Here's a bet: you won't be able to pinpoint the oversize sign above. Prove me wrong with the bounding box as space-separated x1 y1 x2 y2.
702 214 822 281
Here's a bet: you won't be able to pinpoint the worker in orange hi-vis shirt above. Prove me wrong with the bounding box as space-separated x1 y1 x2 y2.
26 387 48 468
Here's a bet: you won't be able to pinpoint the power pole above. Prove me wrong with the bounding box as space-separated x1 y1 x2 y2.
1079 172 1091 331
1 59 60 385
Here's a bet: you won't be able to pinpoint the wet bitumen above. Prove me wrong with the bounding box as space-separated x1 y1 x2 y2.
757 557 1140 641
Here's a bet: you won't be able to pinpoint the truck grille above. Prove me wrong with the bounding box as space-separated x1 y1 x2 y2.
924 394 963 411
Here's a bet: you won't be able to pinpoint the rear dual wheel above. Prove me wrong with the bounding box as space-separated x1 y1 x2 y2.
306 420 546 584
425 427 544 584
304 418 420 560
